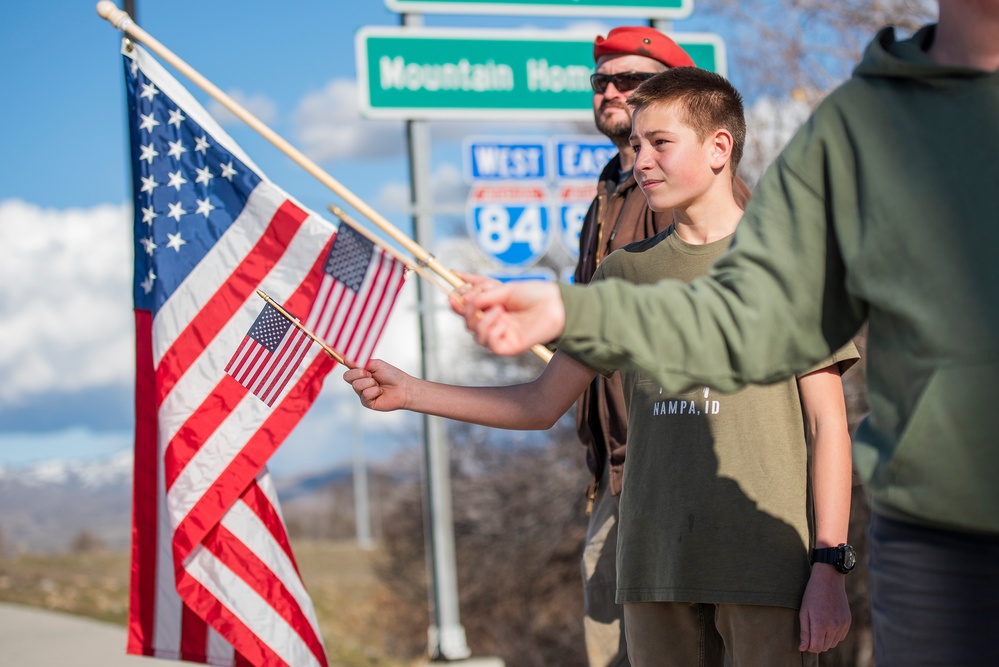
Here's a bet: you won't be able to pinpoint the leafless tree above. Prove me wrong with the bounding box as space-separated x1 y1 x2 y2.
710 0 934 100
372 419 590 666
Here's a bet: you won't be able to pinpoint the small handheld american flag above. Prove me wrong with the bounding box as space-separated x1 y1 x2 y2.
225 303 313 407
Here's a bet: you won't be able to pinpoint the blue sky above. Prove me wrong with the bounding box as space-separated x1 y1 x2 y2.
0 0 900 475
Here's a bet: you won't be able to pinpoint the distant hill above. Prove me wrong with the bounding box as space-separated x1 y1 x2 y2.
0 453 367 554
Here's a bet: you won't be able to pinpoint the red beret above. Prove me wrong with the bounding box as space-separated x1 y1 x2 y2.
593 26 695 69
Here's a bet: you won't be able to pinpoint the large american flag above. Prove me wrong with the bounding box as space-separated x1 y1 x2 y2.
123 39 402 666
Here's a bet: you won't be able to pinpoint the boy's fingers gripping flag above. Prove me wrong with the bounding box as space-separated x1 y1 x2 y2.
123 38 400 666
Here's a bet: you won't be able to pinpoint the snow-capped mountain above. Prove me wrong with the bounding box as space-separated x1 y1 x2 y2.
0 450 133 489
0 453 359 554
0 452 134 554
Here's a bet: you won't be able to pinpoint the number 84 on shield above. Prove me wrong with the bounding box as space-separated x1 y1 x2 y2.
469 203 550 268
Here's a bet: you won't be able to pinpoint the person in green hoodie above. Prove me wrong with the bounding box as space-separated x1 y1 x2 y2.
451 2 999 666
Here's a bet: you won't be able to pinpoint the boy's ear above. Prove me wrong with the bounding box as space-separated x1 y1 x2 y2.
708 129 734 171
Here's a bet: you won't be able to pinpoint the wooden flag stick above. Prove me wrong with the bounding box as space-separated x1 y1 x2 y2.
255 289 351 368
96 1 551 365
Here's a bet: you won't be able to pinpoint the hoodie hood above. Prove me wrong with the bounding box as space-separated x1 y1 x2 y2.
854 24 994 83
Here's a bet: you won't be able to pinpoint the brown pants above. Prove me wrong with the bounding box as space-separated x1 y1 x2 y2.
624 601 817 667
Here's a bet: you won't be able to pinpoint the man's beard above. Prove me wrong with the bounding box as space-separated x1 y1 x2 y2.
594 104 632 143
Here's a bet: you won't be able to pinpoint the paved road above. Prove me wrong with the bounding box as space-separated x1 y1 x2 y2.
0 602 509 666
0 602 187 666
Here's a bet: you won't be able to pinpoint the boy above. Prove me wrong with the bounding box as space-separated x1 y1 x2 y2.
347 68 856 665
455 4 999 666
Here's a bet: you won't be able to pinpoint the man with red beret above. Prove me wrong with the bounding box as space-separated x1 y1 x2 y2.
574 26 749 667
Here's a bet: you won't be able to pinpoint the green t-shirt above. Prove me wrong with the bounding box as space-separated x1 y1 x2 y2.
594 229 858 608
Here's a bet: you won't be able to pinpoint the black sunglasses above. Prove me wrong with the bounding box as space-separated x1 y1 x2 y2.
589 71 657 94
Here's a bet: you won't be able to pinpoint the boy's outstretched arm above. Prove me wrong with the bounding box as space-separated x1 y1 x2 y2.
343 351 595 431
796 364 853 653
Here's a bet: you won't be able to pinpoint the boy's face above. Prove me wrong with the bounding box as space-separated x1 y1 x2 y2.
630 102 718 213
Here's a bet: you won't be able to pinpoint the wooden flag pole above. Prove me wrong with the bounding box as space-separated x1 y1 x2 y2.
255 289 351 368
96 1 552 364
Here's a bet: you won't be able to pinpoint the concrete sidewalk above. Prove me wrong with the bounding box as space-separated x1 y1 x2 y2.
0 602 508 666
0 602 187 666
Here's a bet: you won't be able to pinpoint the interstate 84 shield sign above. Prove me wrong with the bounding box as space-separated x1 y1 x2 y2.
467 185 550 267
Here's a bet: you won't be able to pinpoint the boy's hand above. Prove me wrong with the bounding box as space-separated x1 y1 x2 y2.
342 359 412 412
798 563 851 653
448 274 565 355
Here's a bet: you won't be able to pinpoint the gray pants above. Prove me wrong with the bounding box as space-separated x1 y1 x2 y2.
581 473 629 667
869 512 999 666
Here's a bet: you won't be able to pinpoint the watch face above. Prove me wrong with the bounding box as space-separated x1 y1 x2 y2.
840 544 857 573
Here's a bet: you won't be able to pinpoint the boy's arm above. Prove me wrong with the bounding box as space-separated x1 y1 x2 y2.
342 351 596 431
796 364 852 653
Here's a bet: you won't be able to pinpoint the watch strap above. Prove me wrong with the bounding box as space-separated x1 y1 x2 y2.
812 547 840 566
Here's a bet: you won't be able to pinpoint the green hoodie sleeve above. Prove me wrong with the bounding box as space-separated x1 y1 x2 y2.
556 111 867 394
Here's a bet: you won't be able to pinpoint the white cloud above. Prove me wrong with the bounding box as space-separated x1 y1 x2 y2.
374 163 469 213
564 20 612 37
0 199 133 404
292 78 406 163
207 89 279 127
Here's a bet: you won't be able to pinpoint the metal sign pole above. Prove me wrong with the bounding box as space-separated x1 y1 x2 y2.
352 409 373 549
404 12 471 662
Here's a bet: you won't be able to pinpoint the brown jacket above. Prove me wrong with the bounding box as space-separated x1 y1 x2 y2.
573 153 750 500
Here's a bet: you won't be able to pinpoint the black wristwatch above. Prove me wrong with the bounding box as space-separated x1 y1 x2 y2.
812 543 856 574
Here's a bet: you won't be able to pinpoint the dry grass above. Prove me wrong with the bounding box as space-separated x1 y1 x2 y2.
0 540 420 667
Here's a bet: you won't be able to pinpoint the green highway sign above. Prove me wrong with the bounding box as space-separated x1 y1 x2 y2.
384 0 693 19
355 27 726 120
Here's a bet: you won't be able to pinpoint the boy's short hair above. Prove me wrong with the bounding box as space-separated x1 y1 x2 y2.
628 68 746 173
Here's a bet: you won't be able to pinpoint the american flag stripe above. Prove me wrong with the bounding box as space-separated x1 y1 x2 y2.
169 355 333 559
218 498 323 629
182 547 324 667
129 311 160 657
177 573 288 667
201 531 323 656
163 378 247 491
326 258 385 361
210 518 324 653
240 483 298 566
175 481 325 665
180 606 209 660
224 335 260 377
256 330 313 406
344 255 406 365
